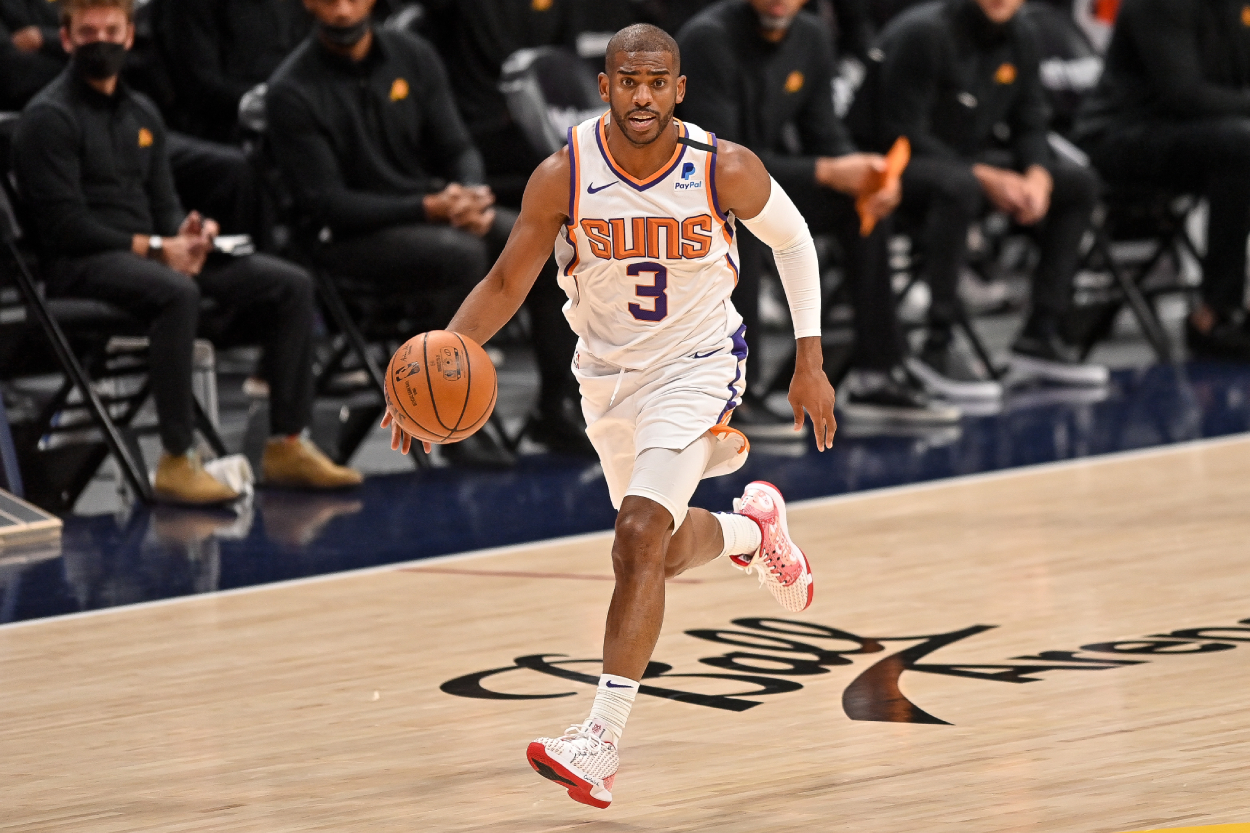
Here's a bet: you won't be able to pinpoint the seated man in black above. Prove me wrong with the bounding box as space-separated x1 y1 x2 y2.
12 0 361 505
678 0 958 426
159 0 311 141
0 0 67 109
1073 0 1250 362
267 0 587 459
871 0 1106 396
420 0 579 205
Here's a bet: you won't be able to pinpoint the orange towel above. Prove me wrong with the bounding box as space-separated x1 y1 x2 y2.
857 136 911 237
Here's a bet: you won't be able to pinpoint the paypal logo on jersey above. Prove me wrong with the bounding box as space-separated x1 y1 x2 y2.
675 161 703 190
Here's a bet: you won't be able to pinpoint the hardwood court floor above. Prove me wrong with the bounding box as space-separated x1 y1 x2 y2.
3 437 1250 832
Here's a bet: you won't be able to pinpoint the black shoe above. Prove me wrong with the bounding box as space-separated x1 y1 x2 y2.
441 428 517 469
526 401 597 457
1010 332 1109 386
1187 315 1250 362
731 394 802 440
840 367 962 425
906 345 1003 401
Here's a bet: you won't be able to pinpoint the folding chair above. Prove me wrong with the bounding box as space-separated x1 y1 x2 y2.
0 146 226 512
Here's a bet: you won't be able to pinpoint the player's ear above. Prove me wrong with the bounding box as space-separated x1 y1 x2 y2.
598 72 610 104
676 74 686 105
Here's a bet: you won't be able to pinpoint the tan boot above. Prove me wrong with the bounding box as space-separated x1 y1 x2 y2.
262 436 363 489
154 451 241 505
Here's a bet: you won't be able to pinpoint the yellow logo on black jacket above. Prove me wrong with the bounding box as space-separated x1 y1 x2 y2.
390 78 409 102
994 62 1017 85
138 127 154 148
784 71 804 93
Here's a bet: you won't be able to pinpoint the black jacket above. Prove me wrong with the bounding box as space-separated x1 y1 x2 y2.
676 0 856 186
866 0 1051 168
421 0 578 135
0 0 67 108
11 70 183 258
266 29 485 235
1073 0 1250 143
161 0 311 138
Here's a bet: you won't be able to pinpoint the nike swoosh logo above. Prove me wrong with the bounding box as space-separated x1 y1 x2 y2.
692 349 722 359
587 182 618 194
604 681 634 689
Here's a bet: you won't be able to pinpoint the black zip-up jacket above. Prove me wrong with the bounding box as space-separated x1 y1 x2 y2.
0 0 67 107
162 0 311 134
0 0 61 56
1073 0 1250 143
266 30 485 235
676 0 856 186
421 0 577 135
11 70 183 258
871 0 1051 168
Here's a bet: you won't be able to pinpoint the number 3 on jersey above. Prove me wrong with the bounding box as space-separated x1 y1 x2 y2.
627 262 668 322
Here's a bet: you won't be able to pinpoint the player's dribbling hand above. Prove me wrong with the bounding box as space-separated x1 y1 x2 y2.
788 337 837 450
380 410 432 455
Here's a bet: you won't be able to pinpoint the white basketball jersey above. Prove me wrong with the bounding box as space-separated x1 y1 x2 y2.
554 114 743 370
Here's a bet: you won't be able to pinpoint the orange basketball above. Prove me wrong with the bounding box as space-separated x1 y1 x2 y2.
385 331 497 444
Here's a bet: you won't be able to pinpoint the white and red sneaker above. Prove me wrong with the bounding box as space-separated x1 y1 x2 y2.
526 723 619 809
731 481 814 612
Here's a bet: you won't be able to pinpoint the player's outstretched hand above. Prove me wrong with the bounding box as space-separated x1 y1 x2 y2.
788 338 837 450
380 411 432 455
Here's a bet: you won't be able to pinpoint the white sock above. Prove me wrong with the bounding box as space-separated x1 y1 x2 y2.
714 512 762 559
585 674 638 745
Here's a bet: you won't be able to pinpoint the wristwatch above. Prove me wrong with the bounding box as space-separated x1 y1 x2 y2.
147 235 163 257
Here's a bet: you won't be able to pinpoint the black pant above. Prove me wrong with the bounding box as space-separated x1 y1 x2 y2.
901 156 1098 334
317 208 577 413
48 252 316 455
1085 117 1250 316
736 178 901 388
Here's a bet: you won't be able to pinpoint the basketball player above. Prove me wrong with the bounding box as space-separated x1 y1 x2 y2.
383 23 851 809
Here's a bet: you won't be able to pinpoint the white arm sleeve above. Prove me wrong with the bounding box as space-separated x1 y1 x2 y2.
738 177 821 339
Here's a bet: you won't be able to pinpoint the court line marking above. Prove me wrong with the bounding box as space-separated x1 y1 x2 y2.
2 430 1247 633
397 566 704 584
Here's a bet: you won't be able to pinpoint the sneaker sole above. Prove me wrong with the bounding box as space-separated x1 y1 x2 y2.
1009 353 1109 387
905 357 1004 401
838 401 962 425
526 742 612 809
746 480 814 611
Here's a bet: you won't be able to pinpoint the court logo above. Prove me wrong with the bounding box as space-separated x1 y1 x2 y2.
442 616 1250 724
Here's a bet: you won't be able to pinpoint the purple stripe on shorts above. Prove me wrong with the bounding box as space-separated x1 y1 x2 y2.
717 324 749 423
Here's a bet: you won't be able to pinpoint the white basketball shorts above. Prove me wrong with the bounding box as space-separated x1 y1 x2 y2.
573 324 751 527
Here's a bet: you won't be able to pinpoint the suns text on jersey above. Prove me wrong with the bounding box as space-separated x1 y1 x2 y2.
578 215 716 260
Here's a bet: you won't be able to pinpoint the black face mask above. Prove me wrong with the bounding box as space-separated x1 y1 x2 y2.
319 19 370 48
72 40 128 80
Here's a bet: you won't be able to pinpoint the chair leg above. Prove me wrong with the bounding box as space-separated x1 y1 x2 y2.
4 238 154 503
313 269 387 396
193 398 229 457
1094 231 1172 363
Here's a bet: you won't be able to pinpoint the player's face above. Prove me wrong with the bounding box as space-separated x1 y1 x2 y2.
975 0 1024 22
599 51 686 148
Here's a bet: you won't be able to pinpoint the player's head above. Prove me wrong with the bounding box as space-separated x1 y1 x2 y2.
599 24 686 149
59 0 134 79
303 0 376 48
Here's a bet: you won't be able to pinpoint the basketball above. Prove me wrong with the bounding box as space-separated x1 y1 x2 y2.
384 330 497 444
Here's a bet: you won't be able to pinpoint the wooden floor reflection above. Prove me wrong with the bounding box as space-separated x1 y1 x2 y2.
2 436 1249 832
